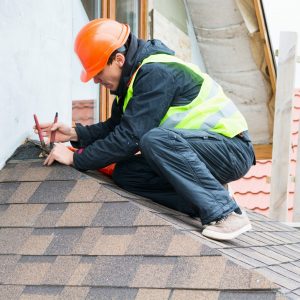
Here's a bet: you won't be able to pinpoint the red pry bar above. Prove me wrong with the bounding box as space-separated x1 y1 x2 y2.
33 114 46 148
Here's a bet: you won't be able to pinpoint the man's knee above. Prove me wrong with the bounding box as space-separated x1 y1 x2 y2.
140 128 168 155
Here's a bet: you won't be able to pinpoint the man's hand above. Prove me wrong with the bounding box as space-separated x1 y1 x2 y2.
44 143 74 166
33 122 78 143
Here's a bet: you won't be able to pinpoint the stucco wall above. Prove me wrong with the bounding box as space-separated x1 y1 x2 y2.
0 0 96 169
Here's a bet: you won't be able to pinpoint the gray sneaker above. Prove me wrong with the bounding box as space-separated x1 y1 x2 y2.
202 211 252 240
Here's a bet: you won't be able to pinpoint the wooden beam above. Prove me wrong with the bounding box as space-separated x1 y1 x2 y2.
253 144 272 160
101 0 108 18
269 32 297 222
253 0 276 93
139 0 148 39
253 0 276 91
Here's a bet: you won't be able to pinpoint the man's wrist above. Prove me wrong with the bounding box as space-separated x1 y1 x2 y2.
70 128 78 141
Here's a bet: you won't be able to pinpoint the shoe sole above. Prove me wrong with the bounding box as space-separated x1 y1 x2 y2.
202 223 252 241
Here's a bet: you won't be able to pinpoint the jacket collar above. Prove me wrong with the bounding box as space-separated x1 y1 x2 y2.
111 34 145 98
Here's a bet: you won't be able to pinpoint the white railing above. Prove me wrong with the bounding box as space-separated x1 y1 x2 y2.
270 31 298 222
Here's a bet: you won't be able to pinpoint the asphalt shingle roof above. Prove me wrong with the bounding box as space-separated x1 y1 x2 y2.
1 142 299 299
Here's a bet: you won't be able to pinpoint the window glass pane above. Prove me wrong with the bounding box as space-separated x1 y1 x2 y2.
81 0 101 20
154 0 187 34
116 0 139 36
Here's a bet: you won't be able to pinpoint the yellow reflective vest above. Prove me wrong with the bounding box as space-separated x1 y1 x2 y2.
122 54 248 138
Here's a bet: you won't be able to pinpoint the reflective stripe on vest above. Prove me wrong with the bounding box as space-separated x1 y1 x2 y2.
123 54 248 138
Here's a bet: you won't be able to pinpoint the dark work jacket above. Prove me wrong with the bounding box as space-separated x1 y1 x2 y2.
72 34 202 170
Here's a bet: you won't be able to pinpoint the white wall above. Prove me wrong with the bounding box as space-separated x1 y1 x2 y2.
0 0 97 169
72 0 99 101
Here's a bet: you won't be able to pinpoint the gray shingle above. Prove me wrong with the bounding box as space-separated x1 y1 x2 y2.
91 202 141 227
0 228 32 254
167 256 226 289
29 181 76 203
86 287 138 300
126 226 175 255
256 267 300 291
45 164 85 181
219 248 266 268
0 255 20 283
34 203 68 227
22 285 64 295
0 143 295 299
0 204 46 227
83 256 142 286
0 285 24 300
219 291 277 300
44 228 84 255
0 182 20 204
43 256 81 285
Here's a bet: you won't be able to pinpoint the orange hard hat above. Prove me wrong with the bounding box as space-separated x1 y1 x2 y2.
74 18 130 82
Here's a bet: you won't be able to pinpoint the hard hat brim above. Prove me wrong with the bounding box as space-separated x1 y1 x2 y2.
80 69 92 83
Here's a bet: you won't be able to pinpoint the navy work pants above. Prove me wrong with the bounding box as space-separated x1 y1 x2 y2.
112 128 255 225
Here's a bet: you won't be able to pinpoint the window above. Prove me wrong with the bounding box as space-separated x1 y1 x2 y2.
116 0 139 36
79 0 148 121
81 0 101 20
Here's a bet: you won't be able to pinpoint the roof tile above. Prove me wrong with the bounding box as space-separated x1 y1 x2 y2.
0 182 21 204
86 287 138 300
90 231 134 255
0 163 30 182
65 179 100 202
83 256 142 287
0 228 33 254
72 228 103 255
167 256 226 289
44 228 84 255
58 286 90 299
56 203 101 227
0 204 45 227
29 181 77 204
219 291 278 300
251 247 294 264
0 285 24 300
19 234 54 255
34 203 67 227
67 263 94 286
257 267 300 291
43 256 81 285
0 143 293 298
232 247 280 265
219 260 251 289
7 256 54 285
219 248 266 268
21 285 63 298
131 263 174 287
125 226 175 255
135 288 170 300
20 167 52 182
8 182 41 204
165 234 202 256
45 164 86 181
92 185 130 202
95 202 137 226
268 245 300 261
0 255 20 283
171 290 219 300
